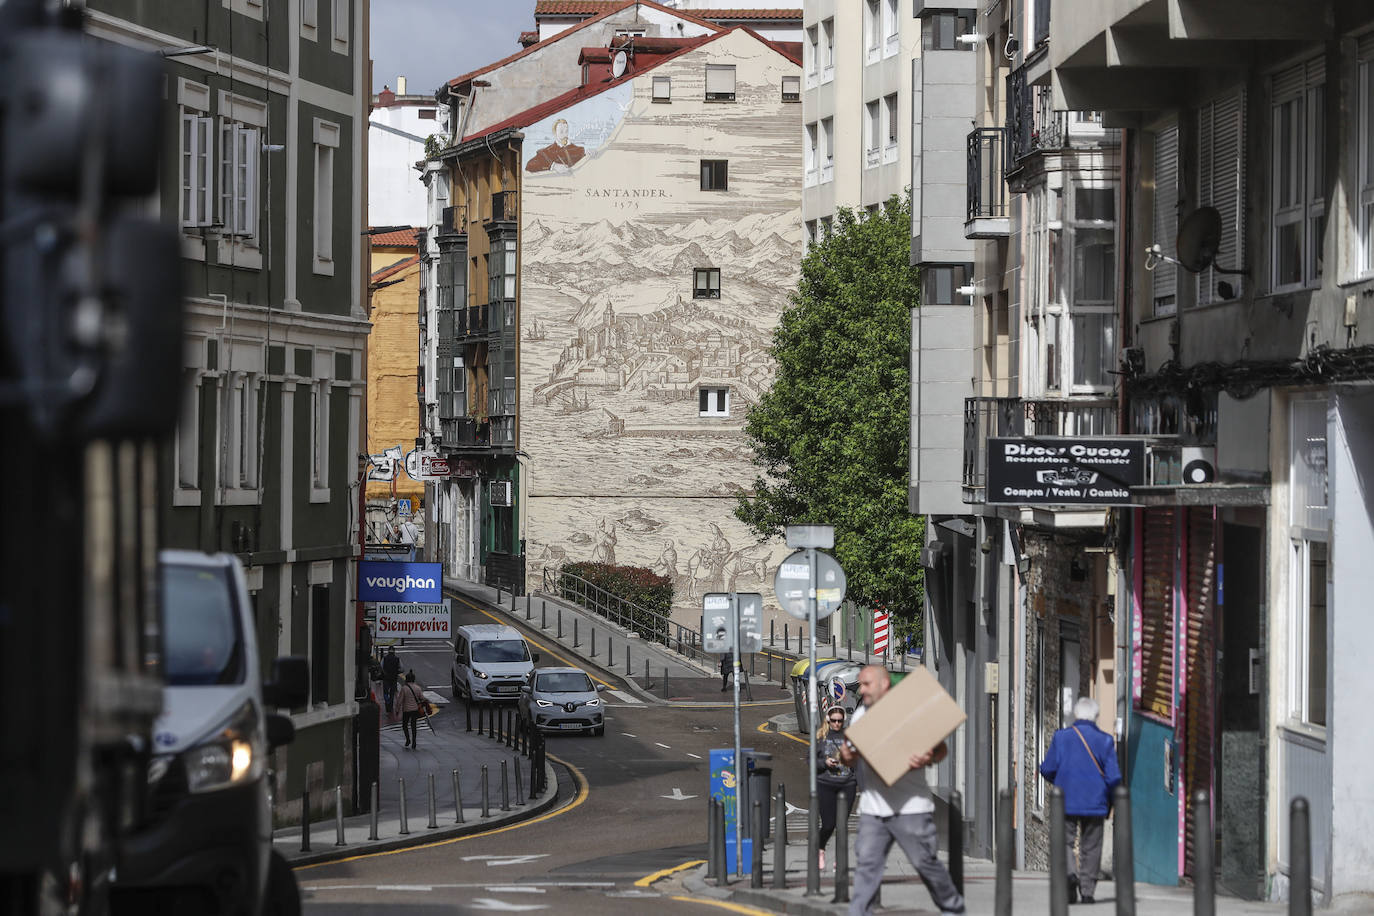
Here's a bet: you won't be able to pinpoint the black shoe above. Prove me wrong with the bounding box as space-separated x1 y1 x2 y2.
1068 876 1080 905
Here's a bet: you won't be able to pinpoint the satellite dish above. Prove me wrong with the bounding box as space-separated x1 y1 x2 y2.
611 50 628 79
1175 206 1222 273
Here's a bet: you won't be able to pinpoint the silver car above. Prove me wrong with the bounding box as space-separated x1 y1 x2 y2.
518 667 605 736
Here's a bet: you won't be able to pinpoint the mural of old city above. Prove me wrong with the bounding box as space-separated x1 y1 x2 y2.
517 43 802 621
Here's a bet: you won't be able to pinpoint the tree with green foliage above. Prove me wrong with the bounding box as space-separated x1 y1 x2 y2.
736 194 926 644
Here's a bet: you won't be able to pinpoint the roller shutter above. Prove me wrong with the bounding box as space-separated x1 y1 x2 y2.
1138 507 1175 720
1183 507 1218 878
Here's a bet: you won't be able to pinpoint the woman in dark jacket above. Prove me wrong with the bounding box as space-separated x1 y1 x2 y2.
815 706 858 870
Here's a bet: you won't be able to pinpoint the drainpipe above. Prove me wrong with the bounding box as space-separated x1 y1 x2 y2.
1117 129 1132 437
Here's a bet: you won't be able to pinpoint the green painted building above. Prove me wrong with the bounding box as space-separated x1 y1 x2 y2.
86 0 370 820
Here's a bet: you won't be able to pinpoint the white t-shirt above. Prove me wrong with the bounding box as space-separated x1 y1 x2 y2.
398 521 418 545
850 703 936 816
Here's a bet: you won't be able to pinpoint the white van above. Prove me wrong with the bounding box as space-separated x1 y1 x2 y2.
451 623 538 703
112 551 308 915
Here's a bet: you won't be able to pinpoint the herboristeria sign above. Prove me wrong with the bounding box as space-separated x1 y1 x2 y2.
374 602 452 639
985 437 1145 506
357 561 443 603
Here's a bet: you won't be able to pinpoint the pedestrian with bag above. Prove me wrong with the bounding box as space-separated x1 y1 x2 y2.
838 665 964 916
816 705 858 872
381 646 401 715
399 670 425 750
1040 696 1122 905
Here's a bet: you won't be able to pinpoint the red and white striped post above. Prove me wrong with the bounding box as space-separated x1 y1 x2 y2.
872 607 891 658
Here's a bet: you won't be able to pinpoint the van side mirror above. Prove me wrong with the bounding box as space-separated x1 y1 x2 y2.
263 656 309 708
531 653 540 664
266 713 296 750
596 684 605 692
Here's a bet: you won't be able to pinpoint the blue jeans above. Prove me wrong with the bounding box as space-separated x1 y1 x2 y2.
849 812 965 915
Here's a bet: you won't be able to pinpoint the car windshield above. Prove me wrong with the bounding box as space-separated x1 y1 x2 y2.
472 639 529 663
161 563 244 686
536 672 593 693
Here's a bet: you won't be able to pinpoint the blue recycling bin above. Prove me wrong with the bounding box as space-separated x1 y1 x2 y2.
709 747 756 875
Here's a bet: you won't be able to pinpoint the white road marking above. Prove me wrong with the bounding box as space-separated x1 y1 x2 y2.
469 900 546 912
461 854 550 868
375 885 433 891
654 742 671 749
423 689 449 705
662 787 697 800
606 689 643 705
621 732 637 738
785 802 810 816
485 887 546 894
686 753 702 759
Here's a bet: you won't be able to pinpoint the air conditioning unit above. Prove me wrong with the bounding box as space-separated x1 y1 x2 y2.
489 480 513 507
1180 446 1217 484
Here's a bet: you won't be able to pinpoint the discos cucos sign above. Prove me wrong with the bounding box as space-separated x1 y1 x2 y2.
986 437 1145 506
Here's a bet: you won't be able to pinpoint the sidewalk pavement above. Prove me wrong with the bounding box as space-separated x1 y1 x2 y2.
680 830 1288 916
273 690 558 867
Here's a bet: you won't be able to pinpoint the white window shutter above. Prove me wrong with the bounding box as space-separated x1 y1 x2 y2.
1153 124 1179 314
220 123 233 230
1198 89 1246 304
181 114 196 227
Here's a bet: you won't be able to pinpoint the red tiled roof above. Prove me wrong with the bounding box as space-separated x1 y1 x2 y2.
371 254 421 283
447 0 722 91
519 30 540 46
763 38 802 64
368 227 420 247
697 8 802 19
534 1 619 13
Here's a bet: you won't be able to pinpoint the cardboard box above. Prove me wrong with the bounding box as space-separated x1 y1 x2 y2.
845 667 966 786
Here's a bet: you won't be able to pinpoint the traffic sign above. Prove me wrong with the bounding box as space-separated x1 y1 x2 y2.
829 676 845 701
702 593 733 653
773 549 847 620
737 593 763 653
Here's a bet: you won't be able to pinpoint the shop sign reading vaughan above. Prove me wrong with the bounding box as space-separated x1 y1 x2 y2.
985 437 1145 506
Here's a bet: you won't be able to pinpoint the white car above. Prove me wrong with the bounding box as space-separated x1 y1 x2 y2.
518 667 605 735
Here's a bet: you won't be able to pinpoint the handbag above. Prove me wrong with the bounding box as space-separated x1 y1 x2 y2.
1072 726 1106 779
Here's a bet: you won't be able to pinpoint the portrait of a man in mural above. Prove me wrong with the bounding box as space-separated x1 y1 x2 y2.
525 118 586 173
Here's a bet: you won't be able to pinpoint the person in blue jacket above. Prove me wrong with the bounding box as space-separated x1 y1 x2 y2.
1040 696 1122 905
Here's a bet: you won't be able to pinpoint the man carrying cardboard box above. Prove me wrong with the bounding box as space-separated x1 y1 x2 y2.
838 665 966 916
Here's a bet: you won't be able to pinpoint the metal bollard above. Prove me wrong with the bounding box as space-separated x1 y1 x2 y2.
1114 785 1136 916
300 790 311 852
541 601 547 629
714 799 729 887
832 789 851 903
663 667 669 697
334 785 346 846
591 628 596 658
995 788 1013 916
505 709 514 748
1290 796 1311 916
770 619 775 646
806 790 820 895
427 773 438 829
706 798 720 882
574 618 579 647
369 781 379 840
500 760 511 812
399 777 410 835
772 783 787 889
626 647 632 675
480 765 491 818
784 624 789 652
644 658 649 681
767 652 773 681
557 607 563 639
453 769 465 824
514 756 525 806
465 698 472 732
1049 786 1067 916
608 640 614 667
526 595 532 620
751 799 765 889
1193 790 1214 916
949 788 964 894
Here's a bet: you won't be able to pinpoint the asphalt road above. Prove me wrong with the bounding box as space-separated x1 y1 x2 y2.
295 596 812 914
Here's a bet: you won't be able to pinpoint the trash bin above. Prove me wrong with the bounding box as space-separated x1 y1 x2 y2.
744 750 772 841
790 659 862 733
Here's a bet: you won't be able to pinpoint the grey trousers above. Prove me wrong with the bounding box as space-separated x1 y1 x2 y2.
849 812 965 915
1065 816 1106 898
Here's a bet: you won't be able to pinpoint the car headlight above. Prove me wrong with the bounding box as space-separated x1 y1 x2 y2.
585 698 600 707
182 701 263 793
535 699 553 708
474 671 489 680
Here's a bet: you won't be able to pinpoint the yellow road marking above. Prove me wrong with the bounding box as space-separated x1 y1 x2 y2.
448 593 615 688
634 858 706 887
669 894 780 915
293 753 588 872
757 720 808 746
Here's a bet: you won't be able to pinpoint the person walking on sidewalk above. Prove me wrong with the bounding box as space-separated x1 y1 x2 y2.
381 646 401 715
816 706 857 873
838 665 965 916
1040 696 1122 905
399 671 424 749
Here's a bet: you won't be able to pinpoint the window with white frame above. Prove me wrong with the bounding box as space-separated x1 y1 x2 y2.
804 122 819 184
311 379 330 492
821 18 835 82
652 76 671 101
1068 185 1116 390
805 26 818 87
1198 88 1247 303
219 95 264 239
865 100 881 167
1151 123 1179 316
301 0 317 36
781 75 800 102
1359 35 1374 275
883 93 898 163
313 119 339 273
705 65 736 101
698 386 730 417
331 0 349 50
865 0 881 63
176 371 201 492
224 372 262 490
1289 397 1328 729
820 117 834 182
179 80 213 229
883 0 898 54
1271 57 1325 291
805 219 817 248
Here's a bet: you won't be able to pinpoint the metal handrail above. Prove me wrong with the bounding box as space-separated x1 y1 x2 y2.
541 568 706 662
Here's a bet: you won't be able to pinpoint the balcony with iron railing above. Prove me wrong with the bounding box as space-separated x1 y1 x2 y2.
1005 64 1110 181
963 395 1119 501
490 189 517 224
966 127 1009 238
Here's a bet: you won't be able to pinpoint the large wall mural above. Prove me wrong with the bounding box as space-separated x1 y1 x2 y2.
519 39 802 623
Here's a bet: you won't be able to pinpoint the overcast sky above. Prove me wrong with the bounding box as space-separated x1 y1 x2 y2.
371 0 538 97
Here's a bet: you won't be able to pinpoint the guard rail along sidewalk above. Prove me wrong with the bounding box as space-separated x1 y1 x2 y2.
542 568 708 664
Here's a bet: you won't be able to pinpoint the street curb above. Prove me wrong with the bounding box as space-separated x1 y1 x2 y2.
279 759 562 869
681 868 847 916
